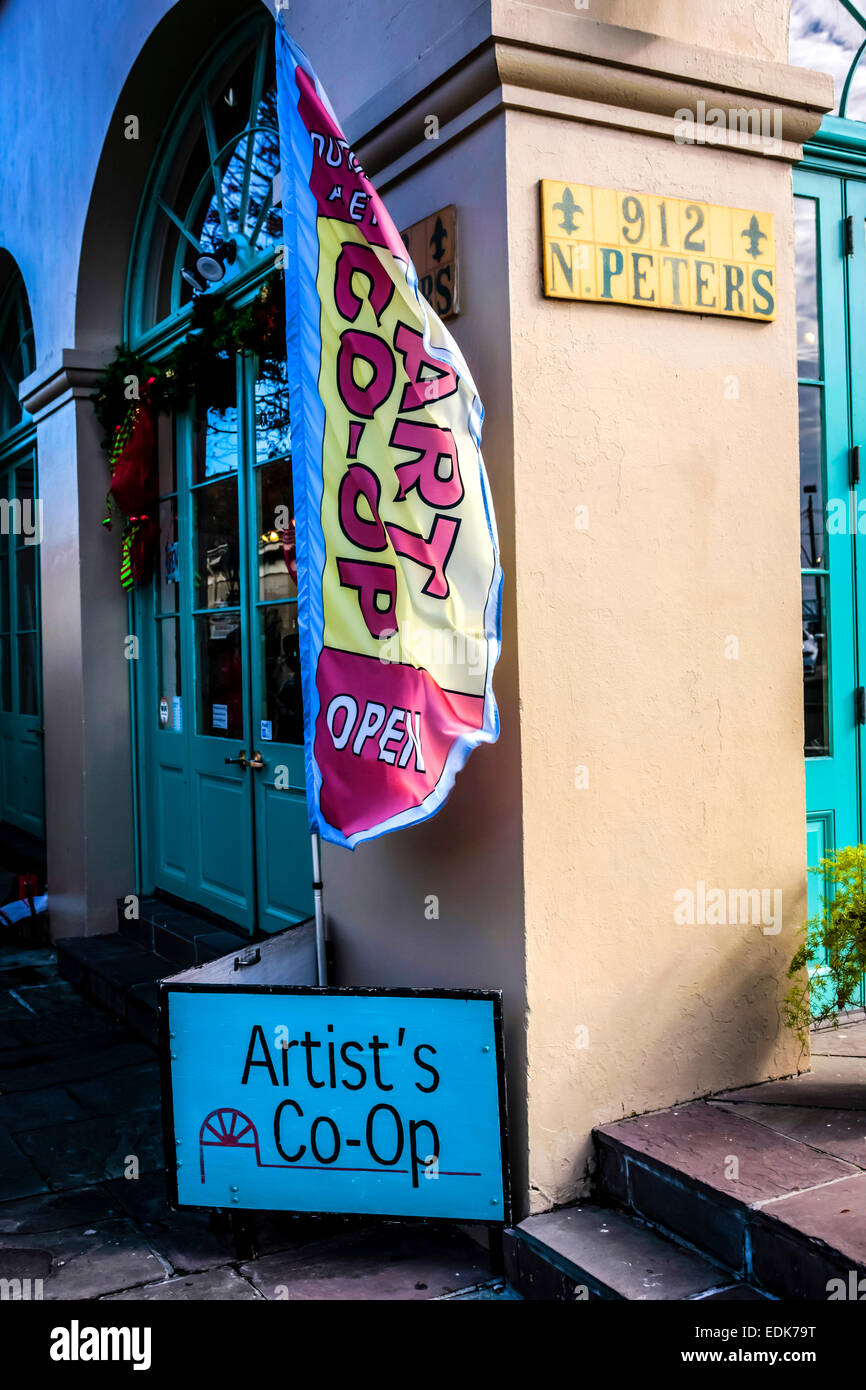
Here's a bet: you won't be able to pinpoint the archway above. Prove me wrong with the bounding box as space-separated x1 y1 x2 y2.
0 254 44 848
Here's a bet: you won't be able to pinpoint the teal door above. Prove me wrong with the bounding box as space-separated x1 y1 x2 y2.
139 347 311 934
796 164 866 1009
0 446 44 840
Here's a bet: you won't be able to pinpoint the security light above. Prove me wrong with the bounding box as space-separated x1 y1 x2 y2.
195 239 237 284
180 266 205 294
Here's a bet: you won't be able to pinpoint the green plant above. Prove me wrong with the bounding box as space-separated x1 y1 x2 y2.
785 844 866 1041
91 272 286 452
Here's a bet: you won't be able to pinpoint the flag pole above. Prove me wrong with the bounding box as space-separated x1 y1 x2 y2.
311 831 327 985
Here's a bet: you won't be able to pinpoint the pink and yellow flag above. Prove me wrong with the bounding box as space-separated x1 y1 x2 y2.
276 26 501 849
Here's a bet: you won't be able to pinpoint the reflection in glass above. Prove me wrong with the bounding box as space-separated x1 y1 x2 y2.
143 25 282 329
799 385 825 568
255 356 291 463
16 543 36 630
0 551 9 633
0 273 35 435
17 632 37 715
195 80 282 262
259 603 303 744
0 635 10 712
257 458 297 602
158 499 179 614
794 198 819 378
15 460 34 508
196 611 243 739
157 617 182 727
157 411 176 497
194 477 240 609
194 359 238 481
803 574 830 757
790 0 866 118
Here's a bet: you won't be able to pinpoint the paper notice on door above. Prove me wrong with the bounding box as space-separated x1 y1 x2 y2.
173 696 183 732
212 704 228 731
260 720 273 742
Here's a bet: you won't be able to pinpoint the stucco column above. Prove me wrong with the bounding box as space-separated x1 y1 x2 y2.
497 9 832 1208
21 351 135 939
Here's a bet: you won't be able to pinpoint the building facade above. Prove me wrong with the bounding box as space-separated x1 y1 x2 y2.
0 0 841 1217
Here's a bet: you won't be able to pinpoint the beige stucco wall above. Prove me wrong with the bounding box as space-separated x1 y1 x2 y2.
289 0 830 1212
569 0 791 63
317 110 530 1206
505 50 821 1208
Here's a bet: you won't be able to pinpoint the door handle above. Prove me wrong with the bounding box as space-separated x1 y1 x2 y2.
224 749 248 768
247 751 266 771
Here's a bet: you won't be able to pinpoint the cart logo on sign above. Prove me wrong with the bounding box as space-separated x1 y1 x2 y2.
163 988 508 1223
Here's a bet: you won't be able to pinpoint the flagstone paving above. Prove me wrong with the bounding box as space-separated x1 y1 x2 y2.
0 945 501 1300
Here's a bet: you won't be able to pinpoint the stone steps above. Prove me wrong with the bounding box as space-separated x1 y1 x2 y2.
56 897 249 1048
594 1097 866 1300
504 1202 767 1301
507 1043 866 1302
117 895 245 966
56 936 167 1047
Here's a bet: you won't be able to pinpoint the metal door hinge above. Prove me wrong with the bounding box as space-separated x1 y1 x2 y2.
856 687 865 725
845 215 856 257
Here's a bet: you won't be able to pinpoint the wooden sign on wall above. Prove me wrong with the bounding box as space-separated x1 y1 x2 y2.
401 205 459 320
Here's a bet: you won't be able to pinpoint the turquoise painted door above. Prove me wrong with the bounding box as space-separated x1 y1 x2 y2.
0 446 44 840
140 350 311 934
796 167 866 1010
246 357 312 933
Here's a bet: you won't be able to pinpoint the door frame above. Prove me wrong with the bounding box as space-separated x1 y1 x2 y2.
131 270 312 934
797 116 866 1010
0 423 45 841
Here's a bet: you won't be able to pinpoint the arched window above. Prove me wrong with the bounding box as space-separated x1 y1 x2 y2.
0 260 36 438
790 0 866 120
0 256 43 840
127 13 281 345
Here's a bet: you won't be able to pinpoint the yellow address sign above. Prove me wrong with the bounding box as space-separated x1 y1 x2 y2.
540 180 776 321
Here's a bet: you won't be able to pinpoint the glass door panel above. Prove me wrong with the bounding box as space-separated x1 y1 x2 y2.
247 353 311 933
139 343 310 935
0 447 44 838
187 369 255 926
795 176 859 932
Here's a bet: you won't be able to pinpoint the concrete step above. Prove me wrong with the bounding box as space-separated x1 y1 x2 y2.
595 1099 866 1299
118 895 245 968
56 934 168 1048
503 1203 767 1301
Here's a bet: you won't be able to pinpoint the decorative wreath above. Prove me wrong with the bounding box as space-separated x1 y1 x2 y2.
92 275 286 589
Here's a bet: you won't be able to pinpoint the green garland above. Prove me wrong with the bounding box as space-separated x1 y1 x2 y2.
92 272 286 452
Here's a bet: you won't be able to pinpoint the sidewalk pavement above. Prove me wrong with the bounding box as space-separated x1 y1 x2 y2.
0 944 513 1300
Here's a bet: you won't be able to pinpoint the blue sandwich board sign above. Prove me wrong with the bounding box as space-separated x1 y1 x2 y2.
161 986 509 1224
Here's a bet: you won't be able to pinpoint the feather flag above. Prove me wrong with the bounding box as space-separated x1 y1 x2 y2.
276 24 502 849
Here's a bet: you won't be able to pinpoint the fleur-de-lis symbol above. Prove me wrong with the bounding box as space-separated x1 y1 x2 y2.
741 215 767 259
553 187 583 235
